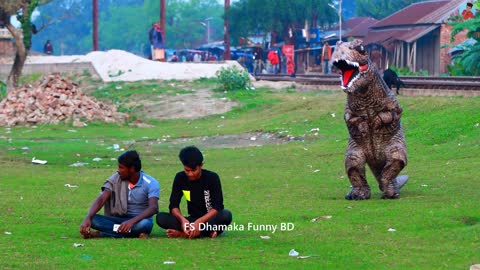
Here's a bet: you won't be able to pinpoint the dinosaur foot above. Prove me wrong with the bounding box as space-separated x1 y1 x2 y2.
345 187 371 200
379 175 408 199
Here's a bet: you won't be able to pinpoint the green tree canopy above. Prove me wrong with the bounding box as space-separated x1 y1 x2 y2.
355 0 424 19
229 0 337 45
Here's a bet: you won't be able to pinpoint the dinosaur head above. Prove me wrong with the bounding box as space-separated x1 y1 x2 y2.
331 39 371 93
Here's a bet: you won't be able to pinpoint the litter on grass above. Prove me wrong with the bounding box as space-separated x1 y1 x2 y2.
388 228 396 232
73 243 84 247
4 231 12 235
311 216 332 222
260 235 271 240
32 157 47 165
65 184 79 188
163 261 175 265
69 162 89 167
289 249 299 257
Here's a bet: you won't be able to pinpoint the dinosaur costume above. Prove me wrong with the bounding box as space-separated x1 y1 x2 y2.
331 40 408 200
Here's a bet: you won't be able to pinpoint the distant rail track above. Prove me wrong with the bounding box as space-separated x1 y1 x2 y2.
255 73 480 93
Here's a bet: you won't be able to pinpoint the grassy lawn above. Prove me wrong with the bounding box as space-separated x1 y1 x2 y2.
0 78 479 269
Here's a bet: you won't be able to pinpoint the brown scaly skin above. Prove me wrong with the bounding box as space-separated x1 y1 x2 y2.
331 40 408 200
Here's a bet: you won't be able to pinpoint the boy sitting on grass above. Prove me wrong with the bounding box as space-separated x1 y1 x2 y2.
156 146 232 238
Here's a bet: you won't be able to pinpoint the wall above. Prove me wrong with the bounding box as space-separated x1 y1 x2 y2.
0 62 100 81
0 39 15 56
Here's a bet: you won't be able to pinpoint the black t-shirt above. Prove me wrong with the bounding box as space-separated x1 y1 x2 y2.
169 169 224 219
253 47 264 61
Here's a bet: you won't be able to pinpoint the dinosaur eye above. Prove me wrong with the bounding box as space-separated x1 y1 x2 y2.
354 45 365 54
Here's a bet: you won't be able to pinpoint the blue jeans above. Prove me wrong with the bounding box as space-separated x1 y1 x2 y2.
91 214 154 238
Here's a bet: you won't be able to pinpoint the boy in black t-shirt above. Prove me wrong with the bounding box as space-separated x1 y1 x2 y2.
156 146 232 238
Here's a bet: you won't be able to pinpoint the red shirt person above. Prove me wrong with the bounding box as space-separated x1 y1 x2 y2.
462 2 475 20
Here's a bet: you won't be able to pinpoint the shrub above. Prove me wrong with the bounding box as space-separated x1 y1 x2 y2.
0 80 6 99
215 66 251 92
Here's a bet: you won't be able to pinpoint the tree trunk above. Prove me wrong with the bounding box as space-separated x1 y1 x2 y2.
5 22 27 89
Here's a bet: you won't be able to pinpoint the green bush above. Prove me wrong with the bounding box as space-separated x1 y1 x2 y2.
390 66 429 76
0 80 6 99
215 66 251 92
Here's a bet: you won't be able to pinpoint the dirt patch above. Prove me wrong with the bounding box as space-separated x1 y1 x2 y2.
126 89 238 120
146 132 289 149
252 80 297 90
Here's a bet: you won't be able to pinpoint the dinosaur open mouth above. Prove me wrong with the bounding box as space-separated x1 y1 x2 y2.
332 60 368 87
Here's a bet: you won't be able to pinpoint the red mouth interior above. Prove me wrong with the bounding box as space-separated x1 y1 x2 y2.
342 69 355 86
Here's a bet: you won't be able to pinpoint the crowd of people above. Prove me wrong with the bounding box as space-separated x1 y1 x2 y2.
238 42 289 76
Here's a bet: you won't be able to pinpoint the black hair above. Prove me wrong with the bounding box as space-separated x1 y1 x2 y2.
467 2 473 7
179 146 203 169
118 150 142 172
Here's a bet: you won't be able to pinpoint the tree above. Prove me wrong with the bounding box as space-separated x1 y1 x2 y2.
448 2 480 76
0 0 53 89
33 0 224 55
355 0 423 20
228 0 337 46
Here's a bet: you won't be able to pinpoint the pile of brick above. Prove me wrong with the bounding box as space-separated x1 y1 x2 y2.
0 74 127 127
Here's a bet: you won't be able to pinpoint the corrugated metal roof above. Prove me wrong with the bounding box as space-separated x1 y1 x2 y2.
361 0 468 47
363 25 439 45
344 17 379 38
372 0 467 28
342 17 374 30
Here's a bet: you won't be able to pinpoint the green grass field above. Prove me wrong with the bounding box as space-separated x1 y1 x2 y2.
0 79 479 269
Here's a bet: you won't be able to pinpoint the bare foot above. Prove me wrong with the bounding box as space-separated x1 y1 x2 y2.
166 229 188 238
139 233 149 239
82 231 101 239
209 231 218 238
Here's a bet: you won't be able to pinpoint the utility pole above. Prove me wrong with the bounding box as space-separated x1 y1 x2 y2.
339 0 342 41
160 0 166 44
223 0 231 60
93 0 98 51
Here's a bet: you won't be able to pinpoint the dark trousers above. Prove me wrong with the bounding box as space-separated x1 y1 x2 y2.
156 209 232 237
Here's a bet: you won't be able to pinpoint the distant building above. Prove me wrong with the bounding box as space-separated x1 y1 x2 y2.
345 0 471 75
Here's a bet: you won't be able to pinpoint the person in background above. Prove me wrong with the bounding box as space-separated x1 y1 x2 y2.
462 2 475 20
80 150 160 239
171 52 178 62
151 22 166 61
253 43 265 76
156 146 232 239
43 40 53 55
321 41 332 74
267 49 280 74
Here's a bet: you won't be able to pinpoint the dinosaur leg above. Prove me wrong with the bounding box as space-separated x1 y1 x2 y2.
344 142 370 200
380 143 407 199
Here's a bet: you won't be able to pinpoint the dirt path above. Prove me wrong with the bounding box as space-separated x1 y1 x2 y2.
128 88 238 120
